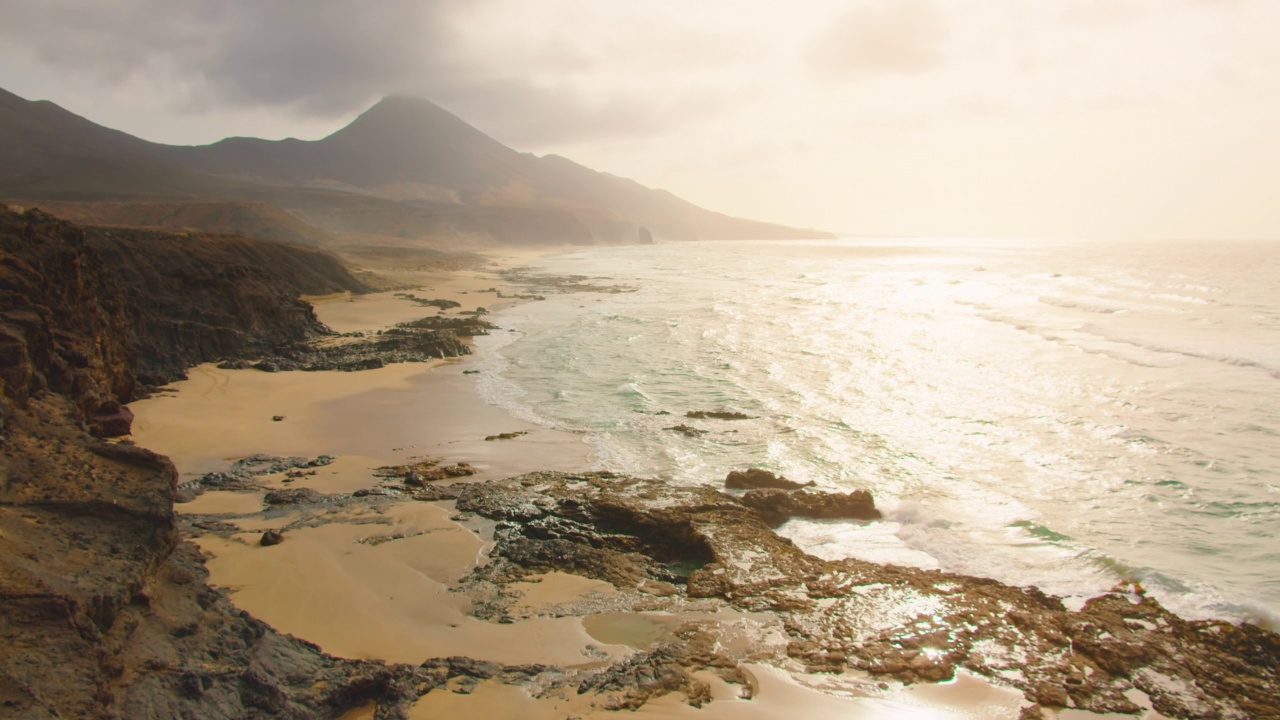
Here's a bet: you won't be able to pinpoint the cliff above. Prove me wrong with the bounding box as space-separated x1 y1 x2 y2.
0 206 366 414
0 207 435 718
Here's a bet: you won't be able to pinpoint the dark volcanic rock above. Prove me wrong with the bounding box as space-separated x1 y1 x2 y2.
686 410 753 420
665 424 706 438
260 530 284 546
454 472 1280 717
741 488 881 526
724 468 812 490
180 454 336 499
263 488 326 506
399 314 497 337
253 323 471 372
395 294 461 310
485 431 527 441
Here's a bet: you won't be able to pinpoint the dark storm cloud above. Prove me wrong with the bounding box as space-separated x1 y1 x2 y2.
0 0 695 145
0 0 464 116
192 1 456 115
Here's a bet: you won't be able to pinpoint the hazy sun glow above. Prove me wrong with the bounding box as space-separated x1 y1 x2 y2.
1 0 1277 240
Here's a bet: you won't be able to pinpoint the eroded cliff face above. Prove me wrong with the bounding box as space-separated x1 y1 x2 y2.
0 206 367 416
0 207 430 718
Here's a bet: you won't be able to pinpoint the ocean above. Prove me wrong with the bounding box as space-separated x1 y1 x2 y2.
474 237 1280 626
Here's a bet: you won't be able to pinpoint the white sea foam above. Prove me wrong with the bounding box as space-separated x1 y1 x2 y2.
473 238 1280 624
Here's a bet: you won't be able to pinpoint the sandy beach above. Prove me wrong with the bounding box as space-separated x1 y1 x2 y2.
130 261 611 667
128 257 1173 720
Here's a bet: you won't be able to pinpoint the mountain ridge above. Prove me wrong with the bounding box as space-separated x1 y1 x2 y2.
0 88 832 245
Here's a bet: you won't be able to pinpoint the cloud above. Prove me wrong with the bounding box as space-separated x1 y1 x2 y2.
0 0 470 118
0 0 738 146
192 1 457 115
806 0 948 81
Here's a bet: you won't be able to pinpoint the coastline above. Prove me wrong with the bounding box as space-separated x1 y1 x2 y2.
125 251 1276 719
130 258 604 665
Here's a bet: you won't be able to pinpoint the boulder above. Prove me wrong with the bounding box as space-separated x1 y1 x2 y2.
89 401 134 438
724 468 812 490
740 488 881 526
260 530 284 546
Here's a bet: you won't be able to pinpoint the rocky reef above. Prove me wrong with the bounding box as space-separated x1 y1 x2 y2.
455 472 1280 719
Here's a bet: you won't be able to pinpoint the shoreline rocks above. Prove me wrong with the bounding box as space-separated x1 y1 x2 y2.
724 468 814 490
453 471 1280 717
686 410 753 420
740 487 881 525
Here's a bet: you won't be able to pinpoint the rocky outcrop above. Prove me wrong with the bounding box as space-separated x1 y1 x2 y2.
0 397 437 718
455 472 1280 718
0 208 438 717
88 400 135 437
0 206 367 417
220 325 472 373
740 487 881 525
178 454 336 501
723 467 813 490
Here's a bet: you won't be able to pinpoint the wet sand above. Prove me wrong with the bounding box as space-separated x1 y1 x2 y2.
126 257 1163 719
130 266 608 668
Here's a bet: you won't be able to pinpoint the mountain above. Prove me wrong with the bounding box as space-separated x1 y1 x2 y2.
0 88 830 245
0 87 229 200
171 96 542 198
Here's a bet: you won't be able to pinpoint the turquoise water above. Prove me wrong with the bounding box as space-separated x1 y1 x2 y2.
474 238 1280 625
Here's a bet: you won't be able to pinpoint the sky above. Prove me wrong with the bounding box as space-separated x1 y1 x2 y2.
2 0 1278 240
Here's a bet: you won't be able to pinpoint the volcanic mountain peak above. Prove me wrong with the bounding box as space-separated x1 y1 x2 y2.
0 86 831 243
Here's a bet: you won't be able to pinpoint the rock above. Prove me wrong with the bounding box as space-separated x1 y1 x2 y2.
377 458 476 485
740 488 881 526
89 401 134 438
260 530 284 546
263 488 324 505
412 485 464 501
0 209 464 719
1033 683 1069 708
724 468 812 490
686 410 754 420
271 415 285 422
578 648 708 710
446 471 1280 716
665 424 706 437
639 579 679 597
443 462 475 477
187 454 335 496
485 431 527 441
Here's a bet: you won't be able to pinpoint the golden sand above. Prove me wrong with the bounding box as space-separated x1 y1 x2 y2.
130 259 1064 719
